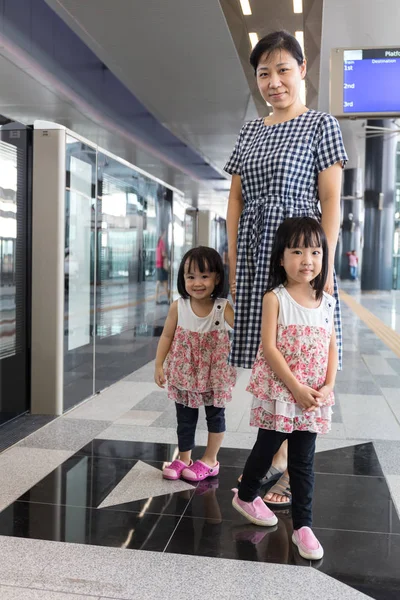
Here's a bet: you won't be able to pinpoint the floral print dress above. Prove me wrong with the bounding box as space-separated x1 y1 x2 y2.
247 286 335 434
165 298 236 408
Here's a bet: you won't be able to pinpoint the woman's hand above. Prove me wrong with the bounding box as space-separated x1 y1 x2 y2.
324 268 334 295
229 257 237 303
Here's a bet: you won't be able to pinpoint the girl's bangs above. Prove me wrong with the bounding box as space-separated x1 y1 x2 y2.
185 254 209 274
287 223 322 249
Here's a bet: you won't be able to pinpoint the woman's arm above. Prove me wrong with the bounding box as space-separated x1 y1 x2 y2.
154 301 178 387
318 162 343 294
262 293 322 410
224 302 235 328
226 174 244 302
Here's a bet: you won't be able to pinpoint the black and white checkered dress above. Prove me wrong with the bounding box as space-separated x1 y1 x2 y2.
224 110 348 369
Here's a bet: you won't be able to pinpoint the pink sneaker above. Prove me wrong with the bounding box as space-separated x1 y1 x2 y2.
181 460 219 482
292 527 324 560
231 488 278 527
163 459 193 480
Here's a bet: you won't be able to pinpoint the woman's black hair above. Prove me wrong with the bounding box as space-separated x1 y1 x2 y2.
177 246 225 299
266 217 329 300
250 30 304 74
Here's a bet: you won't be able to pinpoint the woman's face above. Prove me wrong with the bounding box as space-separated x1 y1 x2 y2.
256 49 306 110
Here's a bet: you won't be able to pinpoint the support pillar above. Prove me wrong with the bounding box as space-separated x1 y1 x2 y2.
361 120 396 291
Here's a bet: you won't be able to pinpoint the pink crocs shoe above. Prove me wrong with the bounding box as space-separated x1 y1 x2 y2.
232 488 278 527
292 527 324 560
181 460 219 482
163 459 193 480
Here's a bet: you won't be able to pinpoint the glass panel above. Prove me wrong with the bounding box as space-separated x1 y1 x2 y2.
216 218 229 299
64 136 96 411
0 141 17 360
95 152 172 391
170 195 186 300
0 124 30 424
184 212 195 250
143 178 172 332
393 144 400 289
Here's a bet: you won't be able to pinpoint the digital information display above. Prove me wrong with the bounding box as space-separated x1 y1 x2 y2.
343 48 400 114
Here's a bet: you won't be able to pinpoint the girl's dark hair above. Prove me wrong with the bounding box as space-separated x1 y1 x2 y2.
267 217 329 300
177 246 225 299
250 30 304 74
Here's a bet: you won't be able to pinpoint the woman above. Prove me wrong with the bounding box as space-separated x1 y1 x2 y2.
225 31 347 506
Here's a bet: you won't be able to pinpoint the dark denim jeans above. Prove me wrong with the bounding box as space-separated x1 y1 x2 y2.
238 428 317 529
175 403 226 452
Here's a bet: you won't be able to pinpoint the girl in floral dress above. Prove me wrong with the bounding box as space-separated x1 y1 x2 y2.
154 246 236 482
232 217 337 561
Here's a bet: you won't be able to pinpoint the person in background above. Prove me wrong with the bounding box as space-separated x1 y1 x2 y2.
346 249 358 280
154 246 236 482
155 231 169 304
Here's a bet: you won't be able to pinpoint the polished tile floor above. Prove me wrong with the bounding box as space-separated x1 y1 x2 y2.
0 439 398 599
0 284 400 599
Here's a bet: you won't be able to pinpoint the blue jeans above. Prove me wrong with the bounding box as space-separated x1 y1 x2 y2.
239 428 317 529
350 265 357 280
175 403 226 452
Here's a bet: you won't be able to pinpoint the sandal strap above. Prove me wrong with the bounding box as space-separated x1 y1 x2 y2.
268 474 292 498
266 466 282 478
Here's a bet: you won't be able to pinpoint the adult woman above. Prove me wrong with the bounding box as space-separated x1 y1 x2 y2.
225 31 347 505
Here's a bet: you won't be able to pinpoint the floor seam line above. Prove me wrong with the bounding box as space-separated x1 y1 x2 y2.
161 489 196 553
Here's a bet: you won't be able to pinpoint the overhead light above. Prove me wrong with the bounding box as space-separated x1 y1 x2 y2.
295 30 304 53
249 32 259 49
293 0 303 13
240 0 252 15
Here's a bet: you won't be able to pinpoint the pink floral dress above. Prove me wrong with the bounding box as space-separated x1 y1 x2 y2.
165 298 236 408
247 286 336 434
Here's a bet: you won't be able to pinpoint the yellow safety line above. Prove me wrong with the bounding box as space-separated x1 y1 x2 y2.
340 289 400 358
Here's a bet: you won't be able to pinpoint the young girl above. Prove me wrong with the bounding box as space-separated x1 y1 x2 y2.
155 246 236 482
232 217 337 561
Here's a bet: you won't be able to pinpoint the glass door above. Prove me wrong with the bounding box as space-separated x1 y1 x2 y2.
0 123 31 424
95 155 173 390
62 140 177 405
63 136 96 411
95 152 144 391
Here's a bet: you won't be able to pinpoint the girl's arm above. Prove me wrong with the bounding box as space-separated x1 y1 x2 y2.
154 301 178 388
224 302 234 328
319 162 343 294
262 293 322 410
226 174 244 301
319 329 338 397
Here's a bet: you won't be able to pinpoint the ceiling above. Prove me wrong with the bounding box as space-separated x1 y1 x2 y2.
0 0 329 214
41 0 320 207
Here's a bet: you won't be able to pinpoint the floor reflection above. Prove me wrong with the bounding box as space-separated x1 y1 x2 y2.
0 440 399 600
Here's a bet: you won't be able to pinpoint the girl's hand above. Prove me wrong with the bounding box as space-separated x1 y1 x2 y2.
154 365 166 388
292 384 323 412
318 384 334 400
324 269 334 295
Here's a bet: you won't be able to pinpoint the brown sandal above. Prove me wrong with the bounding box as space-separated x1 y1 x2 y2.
263 473 292 508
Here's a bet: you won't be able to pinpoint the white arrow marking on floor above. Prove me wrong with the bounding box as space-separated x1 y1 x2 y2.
97 461 195 508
